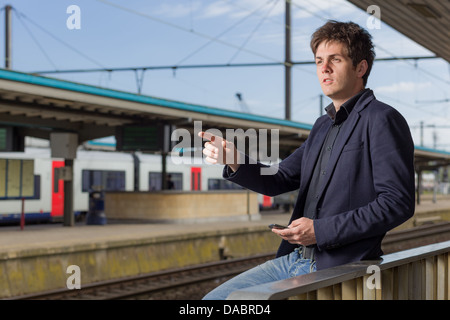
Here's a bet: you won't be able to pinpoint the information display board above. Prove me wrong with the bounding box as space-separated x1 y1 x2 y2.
116 125 163 152
0 128 7 151
0 159 35 199
0 127 24 152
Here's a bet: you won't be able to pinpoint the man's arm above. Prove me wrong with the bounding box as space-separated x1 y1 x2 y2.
198 131 304 196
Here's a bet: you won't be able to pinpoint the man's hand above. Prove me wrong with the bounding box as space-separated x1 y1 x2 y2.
198 131 240 172
272 217 316 246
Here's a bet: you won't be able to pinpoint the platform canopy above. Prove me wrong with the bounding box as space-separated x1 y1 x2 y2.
0 69 311 157
347 0 450 63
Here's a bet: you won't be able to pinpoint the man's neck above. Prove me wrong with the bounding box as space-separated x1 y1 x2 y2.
332 87 365 111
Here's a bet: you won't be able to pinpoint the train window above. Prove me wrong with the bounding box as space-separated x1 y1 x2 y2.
82 170 125 192
149 172 182 190
0 159 36 199
207 179 244 190
33 175 41 199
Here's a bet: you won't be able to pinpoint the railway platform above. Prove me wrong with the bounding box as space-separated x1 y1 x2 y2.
1 196 450 299
0 210 288 299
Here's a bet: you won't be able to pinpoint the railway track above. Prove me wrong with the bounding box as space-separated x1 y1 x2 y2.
12 252 275 300
11 221 450 300
382 221 450 253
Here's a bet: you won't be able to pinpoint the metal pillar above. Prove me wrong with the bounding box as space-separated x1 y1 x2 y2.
417 169 422 205
50 132 78 226
64 159 74 226
284 0 291 120
5 4 12 69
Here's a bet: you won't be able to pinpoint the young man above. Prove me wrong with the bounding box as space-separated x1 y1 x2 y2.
200 21 415 300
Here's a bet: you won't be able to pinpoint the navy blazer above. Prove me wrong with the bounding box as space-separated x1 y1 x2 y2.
224 90 415 270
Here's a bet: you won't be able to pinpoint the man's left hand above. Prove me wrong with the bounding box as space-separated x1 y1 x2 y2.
272 217 316 246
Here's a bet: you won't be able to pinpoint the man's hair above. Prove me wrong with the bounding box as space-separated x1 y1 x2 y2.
310 20 375 86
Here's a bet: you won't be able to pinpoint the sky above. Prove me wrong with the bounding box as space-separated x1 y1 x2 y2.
1 0 449 150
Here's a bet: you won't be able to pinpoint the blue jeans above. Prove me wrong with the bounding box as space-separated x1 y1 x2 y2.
202 247 316 300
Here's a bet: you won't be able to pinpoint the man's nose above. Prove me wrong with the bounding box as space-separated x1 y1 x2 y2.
321 61 331 73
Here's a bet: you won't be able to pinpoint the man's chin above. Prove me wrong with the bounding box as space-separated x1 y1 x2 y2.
320 88 335 99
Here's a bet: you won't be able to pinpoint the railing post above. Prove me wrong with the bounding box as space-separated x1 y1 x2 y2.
363 274 376 300
436 254 446 300
341 279 356 300
381 268 394 299
317 286 333 300
397 264 409 299
425 257 435 299
410 261 423 299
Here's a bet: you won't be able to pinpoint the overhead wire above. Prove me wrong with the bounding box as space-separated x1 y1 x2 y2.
290 0 450 86
12 8 59 71
175 0 277 67
14 9 106 69
289 0 450 130
222 0 285 28
227 0 279 64
10 1 448 123
95 0 283 64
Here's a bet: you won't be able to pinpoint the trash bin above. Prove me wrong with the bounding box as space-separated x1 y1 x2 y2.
86 190 107 225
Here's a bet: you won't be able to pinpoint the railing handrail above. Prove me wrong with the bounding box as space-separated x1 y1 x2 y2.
227 240 450 300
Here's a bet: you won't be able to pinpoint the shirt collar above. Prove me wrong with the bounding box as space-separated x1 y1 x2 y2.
325 89 368 125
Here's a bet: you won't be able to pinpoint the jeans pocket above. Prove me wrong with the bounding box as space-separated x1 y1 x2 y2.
288 248 314 277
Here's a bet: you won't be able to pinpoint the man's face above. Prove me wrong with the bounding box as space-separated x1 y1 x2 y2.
315 41 363 106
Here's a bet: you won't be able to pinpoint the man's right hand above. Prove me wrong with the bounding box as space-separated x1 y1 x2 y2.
198 131 240 172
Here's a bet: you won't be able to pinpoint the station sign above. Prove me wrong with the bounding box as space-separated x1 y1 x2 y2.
116 124 175 152
0 126 24 152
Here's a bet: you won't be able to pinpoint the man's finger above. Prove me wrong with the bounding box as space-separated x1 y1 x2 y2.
202 147 218 159
198 131 221 143
204 142 218 153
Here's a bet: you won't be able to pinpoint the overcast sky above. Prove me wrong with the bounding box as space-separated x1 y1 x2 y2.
2 0 449 150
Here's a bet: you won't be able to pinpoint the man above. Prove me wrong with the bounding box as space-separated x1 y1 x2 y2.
200 20 415 300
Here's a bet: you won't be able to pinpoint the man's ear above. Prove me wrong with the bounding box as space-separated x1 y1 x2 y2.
357 60 368 79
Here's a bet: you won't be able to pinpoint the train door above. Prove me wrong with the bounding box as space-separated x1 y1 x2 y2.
190 167 201 191
51 161 64 217
262 195 272 209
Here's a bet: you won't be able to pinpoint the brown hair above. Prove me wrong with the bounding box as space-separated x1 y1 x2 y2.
310 20 375 86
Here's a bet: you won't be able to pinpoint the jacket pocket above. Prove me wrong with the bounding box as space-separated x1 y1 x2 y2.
342 141 364 153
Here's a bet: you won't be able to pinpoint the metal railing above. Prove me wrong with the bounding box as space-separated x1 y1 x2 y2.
227 240 450 300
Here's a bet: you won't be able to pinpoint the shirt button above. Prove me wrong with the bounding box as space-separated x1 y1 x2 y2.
321 170 326 175
327 146 332 151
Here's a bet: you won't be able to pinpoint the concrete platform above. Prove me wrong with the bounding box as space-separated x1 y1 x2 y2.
0 210 289 299
1 196 450 299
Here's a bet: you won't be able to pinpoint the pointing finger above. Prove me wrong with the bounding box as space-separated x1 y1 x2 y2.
198 131 216 142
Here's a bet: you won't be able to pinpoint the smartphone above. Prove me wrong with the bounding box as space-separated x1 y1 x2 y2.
268 224 288 230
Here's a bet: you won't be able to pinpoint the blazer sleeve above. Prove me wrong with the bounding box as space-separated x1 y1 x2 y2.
222 142 306 197
314 107 416 251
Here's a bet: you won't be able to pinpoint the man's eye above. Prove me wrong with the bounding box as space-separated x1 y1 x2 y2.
316 60 322 65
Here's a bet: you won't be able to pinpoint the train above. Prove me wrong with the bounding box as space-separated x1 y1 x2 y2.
0 143 276 225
